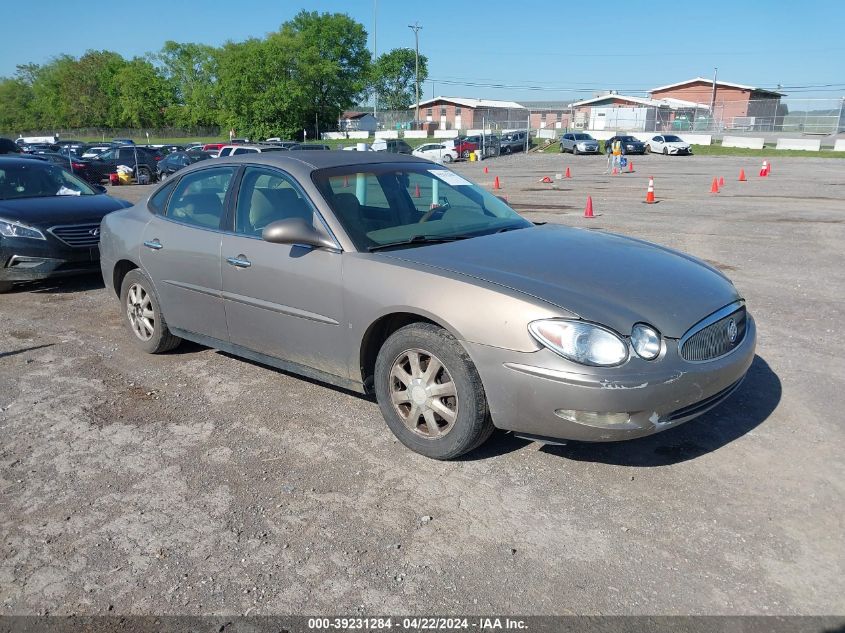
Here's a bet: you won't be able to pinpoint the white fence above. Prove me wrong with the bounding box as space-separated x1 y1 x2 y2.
433 129 459 139
722 136 765 149
834 139 845 152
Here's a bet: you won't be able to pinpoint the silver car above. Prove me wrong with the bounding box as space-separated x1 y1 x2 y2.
559 132 600 155
99 152 755 459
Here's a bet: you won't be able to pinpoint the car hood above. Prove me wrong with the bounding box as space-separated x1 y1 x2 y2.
665 142 690 148
380 224 740 338
0 194 132 227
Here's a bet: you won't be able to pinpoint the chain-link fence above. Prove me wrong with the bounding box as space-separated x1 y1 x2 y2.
2 126 222 142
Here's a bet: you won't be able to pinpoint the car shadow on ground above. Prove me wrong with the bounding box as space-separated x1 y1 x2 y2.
463 355 781 466
16 273 106 294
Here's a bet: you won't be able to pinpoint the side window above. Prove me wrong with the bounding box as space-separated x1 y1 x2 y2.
99 149 116 160
118 148 135 161
233 147 257 155
165 167 234 229
218 147 233 157
148 180 176 215
234 167 315 236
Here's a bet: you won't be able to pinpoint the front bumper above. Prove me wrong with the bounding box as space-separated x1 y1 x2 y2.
464 316 756 442
668 146 693 155
0 238 100 283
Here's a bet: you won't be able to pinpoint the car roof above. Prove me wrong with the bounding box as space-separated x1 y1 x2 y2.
185 150 429 172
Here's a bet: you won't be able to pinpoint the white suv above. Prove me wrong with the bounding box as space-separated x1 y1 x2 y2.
216 144 291 157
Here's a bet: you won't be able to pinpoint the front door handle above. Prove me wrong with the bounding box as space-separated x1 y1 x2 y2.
143 239 163 250
226 255 251 269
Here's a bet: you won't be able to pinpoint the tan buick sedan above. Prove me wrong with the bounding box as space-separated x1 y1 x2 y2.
99 152 755 459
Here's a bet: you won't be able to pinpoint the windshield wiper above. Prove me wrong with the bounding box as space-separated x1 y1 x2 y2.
368 234 469 252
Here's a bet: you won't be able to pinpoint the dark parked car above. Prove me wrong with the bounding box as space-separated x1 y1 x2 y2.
371 139 413 154
604 135 647 155
0 138 22 154
0 156 131 293
99 151 755 459
26 152 104 184
157 150 211 180
500 131 531 154
21 143 58 154
93 146 160 182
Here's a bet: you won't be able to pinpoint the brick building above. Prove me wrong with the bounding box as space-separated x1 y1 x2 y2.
410 97 526 130
649 78 785 131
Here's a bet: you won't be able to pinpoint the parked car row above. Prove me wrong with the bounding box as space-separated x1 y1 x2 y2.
559 133 693 156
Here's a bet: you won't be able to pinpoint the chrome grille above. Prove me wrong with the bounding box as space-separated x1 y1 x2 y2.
681 305 746 362
48 223 101 248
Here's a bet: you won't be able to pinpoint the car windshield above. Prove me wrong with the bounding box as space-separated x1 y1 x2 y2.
572 134 593 140
620 136 639 142
0 162 96 200
312 164 532 251
663 135 683 142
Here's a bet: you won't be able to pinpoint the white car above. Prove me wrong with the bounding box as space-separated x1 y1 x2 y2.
412 143 458 163
646 135 693 156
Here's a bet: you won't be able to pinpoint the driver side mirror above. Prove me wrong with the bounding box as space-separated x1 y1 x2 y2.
261 217 337 250
93 184 107 194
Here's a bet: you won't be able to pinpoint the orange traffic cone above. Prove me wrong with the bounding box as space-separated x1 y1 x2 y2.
483 166 489 174
564 167 571 178
645 176 655 204
413 184 420 198
540 176 553 183
611 166 619 176
628 160 634 173
493 176 501 190
710 177 720 194
738 168 747 181
718 176 725 187
759 160 768 177
584 196 595 218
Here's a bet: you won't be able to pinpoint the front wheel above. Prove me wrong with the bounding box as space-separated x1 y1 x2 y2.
572 146 579 155
663 147 669 155
120 269 181 354
644 144 651 154
374 323 494 460
461 150 470 159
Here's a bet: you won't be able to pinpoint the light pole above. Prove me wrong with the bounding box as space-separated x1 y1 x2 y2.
408 22 422 128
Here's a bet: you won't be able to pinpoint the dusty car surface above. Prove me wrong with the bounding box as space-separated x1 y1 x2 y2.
99 152 756 459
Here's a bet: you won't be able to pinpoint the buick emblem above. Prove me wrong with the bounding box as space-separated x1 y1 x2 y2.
727 319 738 343
89 228 100 237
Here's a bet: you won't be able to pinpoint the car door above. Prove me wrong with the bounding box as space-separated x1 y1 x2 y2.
220 165 347 378
652 136 664 151
140 166 236 342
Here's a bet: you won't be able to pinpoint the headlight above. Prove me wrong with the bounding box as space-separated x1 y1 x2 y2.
529 319 628 366
631 323 661 360
0 218 46 240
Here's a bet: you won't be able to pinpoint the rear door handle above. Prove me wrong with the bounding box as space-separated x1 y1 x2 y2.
226 255 251 269
143 239 163 250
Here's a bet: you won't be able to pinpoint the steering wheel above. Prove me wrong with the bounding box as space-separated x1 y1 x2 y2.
418 197 451 223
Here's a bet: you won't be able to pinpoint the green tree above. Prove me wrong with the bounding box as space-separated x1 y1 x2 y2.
371 48 428 111
216 11 370 139
0 77 36 132
114 58 172 127
156 41 219 127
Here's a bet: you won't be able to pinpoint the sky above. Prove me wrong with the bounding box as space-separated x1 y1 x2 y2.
1 0 843 105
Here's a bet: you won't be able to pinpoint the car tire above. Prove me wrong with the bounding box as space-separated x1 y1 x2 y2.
461 150 470 159
559 143 565 153
572 146 579 155
158 171 167 181
663 147 669 155
120 269 181 354
442 153 453 163
644 144 651 154
374 323 494 460
0 281 13 294
502 146 511 155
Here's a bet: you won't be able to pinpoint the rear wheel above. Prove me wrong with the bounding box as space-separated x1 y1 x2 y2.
120 269 181 354
442 153 453 163
374 323 493 459
461 150 470 159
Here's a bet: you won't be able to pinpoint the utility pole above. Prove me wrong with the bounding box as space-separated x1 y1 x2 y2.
709 67 718 131
408 22 422 128
372 0 378 118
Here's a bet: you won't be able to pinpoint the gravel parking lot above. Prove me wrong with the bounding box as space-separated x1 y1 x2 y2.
1 152 843 616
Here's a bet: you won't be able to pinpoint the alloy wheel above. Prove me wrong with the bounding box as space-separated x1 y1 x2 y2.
389 348 458 439
126 283 155 341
